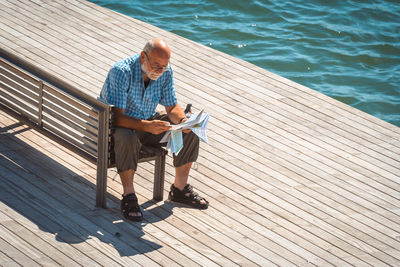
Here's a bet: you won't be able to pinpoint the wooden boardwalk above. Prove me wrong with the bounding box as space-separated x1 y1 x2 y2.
1 0 400 266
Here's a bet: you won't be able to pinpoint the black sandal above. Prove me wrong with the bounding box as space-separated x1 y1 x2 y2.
168 184 209 209
121 193 143 221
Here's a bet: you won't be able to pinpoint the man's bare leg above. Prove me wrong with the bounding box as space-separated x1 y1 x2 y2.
120 169 135 195
173 162 207 206
119 169 141 217
173 162 192 190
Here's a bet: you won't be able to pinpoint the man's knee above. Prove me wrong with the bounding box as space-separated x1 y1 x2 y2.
173 132 200 167
113 128 141 172
185 131 200 147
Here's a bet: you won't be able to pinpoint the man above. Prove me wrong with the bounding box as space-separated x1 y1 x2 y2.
100 38 208 221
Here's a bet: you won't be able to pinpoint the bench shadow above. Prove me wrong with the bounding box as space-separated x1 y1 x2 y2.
0 122 174 257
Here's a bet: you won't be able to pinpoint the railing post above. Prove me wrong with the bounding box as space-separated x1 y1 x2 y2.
38 80 43 127
96 106 110 208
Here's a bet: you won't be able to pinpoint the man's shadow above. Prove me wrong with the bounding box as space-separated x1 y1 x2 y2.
0 122 174 257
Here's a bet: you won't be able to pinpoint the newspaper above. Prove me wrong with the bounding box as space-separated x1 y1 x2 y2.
160 109 210 155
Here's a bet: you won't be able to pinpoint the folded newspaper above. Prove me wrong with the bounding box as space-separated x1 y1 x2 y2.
160 109 210 155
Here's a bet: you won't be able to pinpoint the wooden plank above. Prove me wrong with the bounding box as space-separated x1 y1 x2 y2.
199 128 400 221
0 249 21 267
0 202 101 267
0 237 40 267
200 147 400 242
163 162 394 266
179 67 400 168
1 213 81 266
119 171 329 263
0 2 108 87
0 225 58 266
175 80 396 181
169 54 400 161
0 36 98 96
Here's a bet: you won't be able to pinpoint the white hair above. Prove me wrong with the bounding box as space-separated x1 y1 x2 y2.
143 40 155 54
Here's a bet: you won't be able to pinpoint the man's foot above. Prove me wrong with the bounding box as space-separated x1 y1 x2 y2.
121 193 143 221
168 184 209 209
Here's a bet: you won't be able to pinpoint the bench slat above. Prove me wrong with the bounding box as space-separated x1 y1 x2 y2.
43 121 98 159
42 98 98 138
0 66 39 94
0 74 39 106
43 88 98 128
42 105 98 143
42 116 98 155
0 58 39 85
44 84 98 118
0 84 38 121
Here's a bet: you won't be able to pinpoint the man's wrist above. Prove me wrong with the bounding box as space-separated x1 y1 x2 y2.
178 117 186 124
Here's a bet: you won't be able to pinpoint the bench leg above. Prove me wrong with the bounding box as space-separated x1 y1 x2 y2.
96 109 110 208
153 154 166 201
96 164 108 208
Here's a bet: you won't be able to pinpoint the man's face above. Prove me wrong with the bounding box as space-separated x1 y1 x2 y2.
141 51 169 80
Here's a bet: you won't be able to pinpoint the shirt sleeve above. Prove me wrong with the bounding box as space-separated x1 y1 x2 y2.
100 65 130 109
159 68 178 107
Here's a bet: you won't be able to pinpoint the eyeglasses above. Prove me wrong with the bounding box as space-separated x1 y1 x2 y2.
144 51 168 71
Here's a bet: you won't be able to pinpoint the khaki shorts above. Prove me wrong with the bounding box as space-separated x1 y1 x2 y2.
113 113 199 172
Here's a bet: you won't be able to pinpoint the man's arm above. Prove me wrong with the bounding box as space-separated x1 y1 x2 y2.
165 104 192 133
114 108 171 135
165 104 187 124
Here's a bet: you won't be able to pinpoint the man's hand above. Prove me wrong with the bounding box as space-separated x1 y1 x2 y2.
180 118 191 133
146 120 172 135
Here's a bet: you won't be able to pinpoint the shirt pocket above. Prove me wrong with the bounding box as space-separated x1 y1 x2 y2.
147 94 161 107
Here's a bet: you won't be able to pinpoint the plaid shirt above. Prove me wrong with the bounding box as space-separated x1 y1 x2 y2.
99 54 177 119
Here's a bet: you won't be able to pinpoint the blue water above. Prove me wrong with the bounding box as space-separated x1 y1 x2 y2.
89 0 400 127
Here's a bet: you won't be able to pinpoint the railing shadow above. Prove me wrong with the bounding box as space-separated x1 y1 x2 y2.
0 122 173 257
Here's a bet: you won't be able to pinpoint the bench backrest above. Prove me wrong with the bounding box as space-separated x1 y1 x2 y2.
0 47 111 170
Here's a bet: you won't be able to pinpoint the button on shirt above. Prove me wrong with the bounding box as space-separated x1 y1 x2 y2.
99 54 177 120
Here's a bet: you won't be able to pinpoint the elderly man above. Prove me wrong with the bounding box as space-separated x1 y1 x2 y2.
100 38 208 221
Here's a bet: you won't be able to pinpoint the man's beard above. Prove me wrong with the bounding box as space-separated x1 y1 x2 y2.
141 61 162 81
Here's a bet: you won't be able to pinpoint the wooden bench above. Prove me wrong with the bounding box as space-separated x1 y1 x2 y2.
0 47 167 208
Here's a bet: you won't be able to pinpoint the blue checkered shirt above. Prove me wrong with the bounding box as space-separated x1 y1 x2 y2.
99 54 177 119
